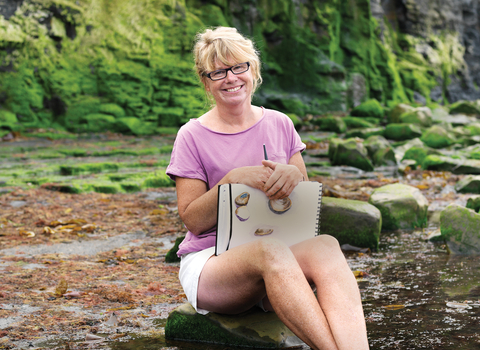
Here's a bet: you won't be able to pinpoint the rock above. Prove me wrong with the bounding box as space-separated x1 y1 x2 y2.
0 109 18 125
402 146 440 168
344 127 384 139
393 138 425 163
466 195 480 212
80 113 116 133
389 103 414 124
399 108 432 127
165 236 185 263
165 303 304 348
347 73 367 108
432 112 477 126
368 183 429 230
286 113 302 129
364 135 396 166
343 117 374 129
449 100 480 115
319 197 381 250
328 138 374 172
440 204 480 254
384 123 423 141
454 175 480 193
420 125 456 149
311 116 346 133
350 99 384 119
423 155 480 174
465 122 480 136
99 103 126 119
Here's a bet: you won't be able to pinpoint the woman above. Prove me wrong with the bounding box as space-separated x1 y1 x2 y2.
166 27 369 350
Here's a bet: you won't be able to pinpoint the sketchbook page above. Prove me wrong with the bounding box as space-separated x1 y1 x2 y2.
226 181 322 251
216 184 232 255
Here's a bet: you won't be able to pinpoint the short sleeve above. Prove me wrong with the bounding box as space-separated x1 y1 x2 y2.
166 123 207 183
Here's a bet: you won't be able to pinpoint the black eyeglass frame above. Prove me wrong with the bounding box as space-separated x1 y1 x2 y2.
203 62 250 81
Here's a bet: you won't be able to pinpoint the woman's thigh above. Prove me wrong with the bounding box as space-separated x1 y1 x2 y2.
197 237 296 314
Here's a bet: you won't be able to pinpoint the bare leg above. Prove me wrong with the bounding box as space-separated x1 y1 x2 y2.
290 235 369 349
197 237 339 350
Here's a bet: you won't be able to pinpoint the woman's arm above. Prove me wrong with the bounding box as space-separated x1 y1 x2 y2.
176 166 273 235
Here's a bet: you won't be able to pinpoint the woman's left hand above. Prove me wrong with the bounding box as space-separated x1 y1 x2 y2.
261 160 304 199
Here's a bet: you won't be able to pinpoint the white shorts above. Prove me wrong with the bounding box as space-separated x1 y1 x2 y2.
179 246 215 315
179 246 268 315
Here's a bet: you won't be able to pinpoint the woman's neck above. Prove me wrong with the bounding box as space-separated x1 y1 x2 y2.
199 104 263 133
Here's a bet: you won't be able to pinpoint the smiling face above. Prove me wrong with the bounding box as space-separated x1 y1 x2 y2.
204 60 254 108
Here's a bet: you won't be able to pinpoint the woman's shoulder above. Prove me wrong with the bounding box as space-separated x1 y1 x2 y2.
262 108 296 127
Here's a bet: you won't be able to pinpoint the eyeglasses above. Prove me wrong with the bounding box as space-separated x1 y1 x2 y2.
204 62 250 81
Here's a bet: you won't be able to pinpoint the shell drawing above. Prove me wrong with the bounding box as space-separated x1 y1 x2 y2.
268 197 292 214
254 228 274 236
235 205 250 221
235 192 250 206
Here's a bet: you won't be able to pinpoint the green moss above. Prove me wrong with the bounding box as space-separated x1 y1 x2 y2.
165 236 185 263
143 172 175 188
312 116 347 133
99 103 126 119
350 99 384 119
343 117 374 129
60 162 119 175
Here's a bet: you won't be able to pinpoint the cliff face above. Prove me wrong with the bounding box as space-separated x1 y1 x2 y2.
0 0 478 132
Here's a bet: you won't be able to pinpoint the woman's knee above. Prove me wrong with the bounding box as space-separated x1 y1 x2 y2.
252 238 294 266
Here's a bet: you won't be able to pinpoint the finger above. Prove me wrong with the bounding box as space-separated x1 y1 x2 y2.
262 160 277 170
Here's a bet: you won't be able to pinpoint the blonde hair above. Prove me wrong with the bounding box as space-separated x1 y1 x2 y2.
193 27 262 100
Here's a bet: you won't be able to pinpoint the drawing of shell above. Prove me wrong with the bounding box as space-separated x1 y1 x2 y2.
235 205 250 221
268 197 292 214
254 228 274 236
235 192 250 206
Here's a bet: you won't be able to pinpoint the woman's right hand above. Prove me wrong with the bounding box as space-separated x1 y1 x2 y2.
226 165 273 191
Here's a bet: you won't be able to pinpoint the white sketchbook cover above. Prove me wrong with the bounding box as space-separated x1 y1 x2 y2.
216 181 323 255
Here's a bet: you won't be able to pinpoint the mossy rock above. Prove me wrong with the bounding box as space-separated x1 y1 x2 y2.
399 109 432 127
165 236 185 263
80 113 117 133
465 122 480 136
363 135 391 158
402 146 439 168
99 103 126 119
343 117 374 129
311 116 346 133
165 303 304 348
449 100 480 115
422 155 480 174
350 99 384 119
0 109 18 124
368 183 429 230
65 96 102 129
143 172 175 188
372 147 397 166
319 197 381 250
93 184 120 194
344 127 384 139
454 175 480 193
421 125 456 149
120 182 142 193
466 195 480 212
113 117 154 135
60 162 119 176
388 103 414 124
440 204 480 254
328 138 374 172
384 123 423 141
41 183 83 194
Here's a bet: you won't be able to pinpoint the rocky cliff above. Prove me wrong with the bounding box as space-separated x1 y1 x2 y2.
0 0 478 133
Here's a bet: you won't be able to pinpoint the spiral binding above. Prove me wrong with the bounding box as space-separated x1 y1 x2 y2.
315 183 323 235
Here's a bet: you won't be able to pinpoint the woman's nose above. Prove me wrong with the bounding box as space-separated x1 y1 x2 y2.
224 69 237 82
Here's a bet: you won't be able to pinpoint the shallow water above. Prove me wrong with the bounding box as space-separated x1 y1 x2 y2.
108 228 480 350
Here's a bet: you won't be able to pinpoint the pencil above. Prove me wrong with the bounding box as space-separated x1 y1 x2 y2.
263 144 268 160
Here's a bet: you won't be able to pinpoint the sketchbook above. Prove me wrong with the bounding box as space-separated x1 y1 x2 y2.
215 181 323 255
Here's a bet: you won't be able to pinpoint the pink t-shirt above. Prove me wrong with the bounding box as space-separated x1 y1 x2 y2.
166 108 305 256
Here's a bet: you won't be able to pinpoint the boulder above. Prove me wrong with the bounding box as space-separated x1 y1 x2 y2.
368 183 429 230
449 100 480 115
393 138 425 163
388 103 414 124
0 109 18 125
99 103 126 119
430 106 450 123
364 135 396 166
79 113 116 133
343 117 375 129
165 303 304 348
402 146 440 168
423 155 480 174
328 138 374 171
399 108 432 127
384 123 423 141
466 195 480 212
165 236 185 263
465 122 480 136
440 204 480 254
311 116 347 133
454 175 480 193
319 197 381 250
420 125 456 149
345 127 384 139
350 99 384 119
